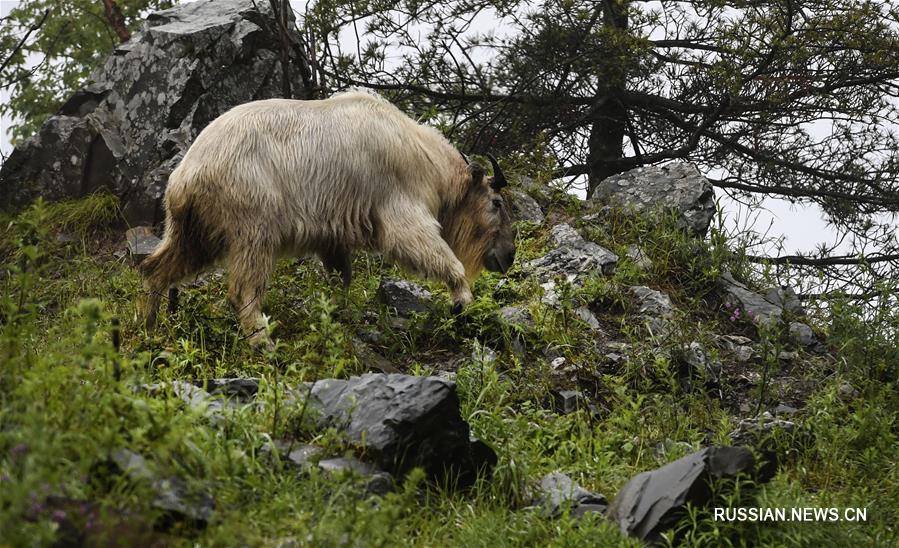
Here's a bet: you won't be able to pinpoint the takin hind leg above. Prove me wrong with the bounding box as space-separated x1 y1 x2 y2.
379 214 472 313
319 246 353 288
226 244 275 349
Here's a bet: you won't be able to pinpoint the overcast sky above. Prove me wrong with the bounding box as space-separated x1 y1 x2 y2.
0 0 874 256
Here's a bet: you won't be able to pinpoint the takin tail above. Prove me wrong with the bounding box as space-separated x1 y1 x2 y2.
140 197 224 330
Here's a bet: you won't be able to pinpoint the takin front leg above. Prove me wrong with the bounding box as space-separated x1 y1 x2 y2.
227 245 275 349
380 215 472 313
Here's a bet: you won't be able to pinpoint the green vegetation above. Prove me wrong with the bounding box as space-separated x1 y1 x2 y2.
1 193 896 546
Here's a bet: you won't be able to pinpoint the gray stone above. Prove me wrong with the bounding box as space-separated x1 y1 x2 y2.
524 224 618 305
625 244 653 271
789 322 817 347
377 278 433 317
550 390 584 415
0 0 308 223
125 226 161 264
534 472 608 518
111 449 214 525
202 377 260 399
717 335 756 363
773 404 799 416
575 306 602 331
729 412 796 446
592 162 716 237
507 187 545 224
629 285 676 336
607 447 772 542
682 341 722 381
838 382 859 400
351 338 401 374
306 374 496 485
719 273 806 328
629 286 675 318
500 306 534 329
763 286 804 316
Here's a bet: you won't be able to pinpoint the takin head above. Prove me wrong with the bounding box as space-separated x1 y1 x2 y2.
444 155 517 281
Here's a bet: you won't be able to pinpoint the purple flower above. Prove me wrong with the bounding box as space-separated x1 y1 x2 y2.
724 302 732 309
51 510 67 522
10 443 29 457
729 315 736 322
734 308 741 317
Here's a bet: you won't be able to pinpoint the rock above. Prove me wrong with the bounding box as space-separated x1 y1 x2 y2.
773 404 799 416
318 457 395 496
629 285 676 335
144 381 223 414
201 378 260 399
377 278 433 317
500 305 533 329
524 224 617 304
153 476 215 525
681 341 722 382
719 273 806 328
729 412 796 446
788 322 817 347
607 447 772 542
574 306 602 331
762 286 804 316
306 374 496 485
625 244 653 271
507 187 545 224
125 226 161 264
351 338 401 374
550 390 584 415
629 286 675 318
717 335 756 363
592 162 716 237
0 0 308 222
111 449 214 525
777 350 798 362
837 382 859 400
534 472 608 518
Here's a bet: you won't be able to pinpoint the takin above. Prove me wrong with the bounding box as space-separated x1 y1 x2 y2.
140 91 517 347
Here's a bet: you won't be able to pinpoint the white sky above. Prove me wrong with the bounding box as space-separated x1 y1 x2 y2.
0 0 879 256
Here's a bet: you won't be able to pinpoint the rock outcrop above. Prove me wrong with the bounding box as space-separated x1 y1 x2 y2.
0 0 309 223
592 162 716 237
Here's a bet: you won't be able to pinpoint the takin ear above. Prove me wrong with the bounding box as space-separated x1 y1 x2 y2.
468 162 486 189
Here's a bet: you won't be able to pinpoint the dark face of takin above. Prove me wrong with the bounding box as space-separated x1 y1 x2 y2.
453 157 517 278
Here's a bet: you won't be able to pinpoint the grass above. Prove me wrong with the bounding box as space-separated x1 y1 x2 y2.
0 194 897 546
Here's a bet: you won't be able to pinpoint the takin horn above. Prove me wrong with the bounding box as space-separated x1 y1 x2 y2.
486 154 508 191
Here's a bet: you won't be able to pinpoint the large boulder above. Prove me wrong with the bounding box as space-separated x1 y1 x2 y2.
306 373 496 486
592 162 716 237
607 447 774 542
0 0 308 223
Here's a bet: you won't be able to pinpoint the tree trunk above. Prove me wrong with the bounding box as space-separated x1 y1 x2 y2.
586 1 629 198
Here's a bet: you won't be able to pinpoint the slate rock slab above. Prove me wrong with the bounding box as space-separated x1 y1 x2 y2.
507 187 545 224
534 472 608 518
592 162 716 237
524 224 617 304
719 272 805 327
378 278 433 317
125 226 161 264
307 373 496 485
0 0 308 223
607 447 772 542
111 449 214 526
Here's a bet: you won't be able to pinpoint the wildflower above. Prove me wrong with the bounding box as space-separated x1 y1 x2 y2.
51 510 67 522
